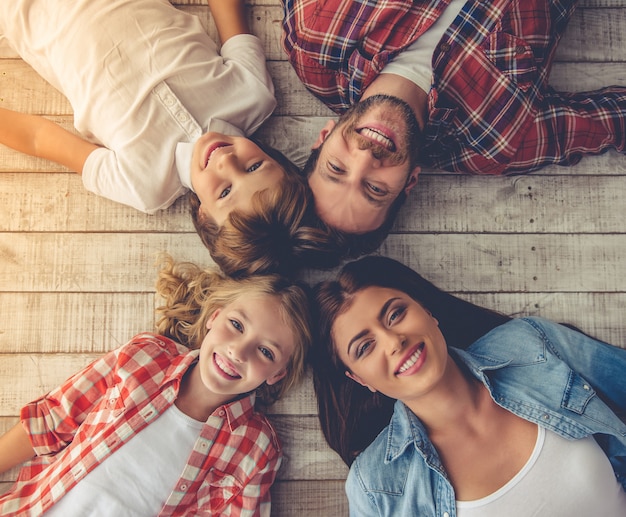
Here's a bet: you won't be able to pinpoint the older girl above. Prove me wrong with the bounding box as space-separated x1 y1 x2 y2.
313 256 626 516
0 256 311 516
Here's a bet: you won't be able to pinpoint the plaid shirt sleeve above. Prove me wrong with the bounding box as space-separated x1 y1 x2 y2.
20 347 124 456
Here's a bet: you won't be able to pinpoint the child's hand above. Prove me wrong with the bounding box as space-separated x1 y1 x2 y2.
207 0 250 43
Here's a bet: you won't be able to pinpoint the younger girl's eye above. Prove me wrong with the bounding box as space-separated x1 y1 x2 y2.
229 319 243 332
259 346 275 361
219 186 231 199
356 340 373 359
246 161 262 173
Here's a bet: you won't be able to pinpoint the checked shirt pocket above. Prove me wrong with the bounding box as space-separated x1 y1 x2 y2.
196 468 244 513
482 32 538 92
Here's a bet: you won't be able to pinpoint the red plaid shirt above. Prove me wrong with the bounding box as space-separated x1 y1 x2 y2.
0 334 282 516
283 0 626 174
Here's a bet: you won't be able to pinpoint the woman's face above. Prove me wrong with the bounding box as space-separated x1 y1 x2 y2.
332 286 450 403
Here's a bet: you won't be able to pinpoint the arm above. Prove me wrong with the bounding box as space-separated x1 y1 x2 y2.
0 423 36 475
0 106 98 174
207 0 250 43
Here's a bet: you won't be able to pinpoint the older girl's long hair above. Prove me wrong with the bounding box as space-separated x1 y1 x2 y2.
312 255 510 465
154 254 312 406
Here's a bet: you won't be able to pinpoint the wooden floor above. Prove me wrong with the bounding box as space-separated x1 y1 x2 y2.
1 1 625 515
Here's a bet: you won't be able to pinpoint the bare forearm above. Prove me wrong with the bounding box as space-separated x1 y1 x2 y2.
0 107 97 174
207 0 250 43
0 423 36 474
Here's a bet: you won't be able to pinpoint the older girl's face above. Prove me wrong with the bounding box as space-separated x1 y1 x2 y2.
332 286 450 403
197 294 295 402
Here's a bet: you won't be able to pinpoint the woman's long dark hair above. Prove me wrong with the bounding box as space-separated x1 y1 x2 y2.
312 256 511 466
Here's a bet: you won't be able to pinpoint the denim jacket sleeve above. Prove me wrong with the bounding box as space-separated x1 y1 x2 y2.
503 318 626 489
523 317 626 415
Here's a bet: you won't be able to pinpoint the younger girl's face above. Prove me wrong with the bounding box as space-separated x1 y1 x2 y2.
197 293 296 401
331 286 449 404
191 133 286 226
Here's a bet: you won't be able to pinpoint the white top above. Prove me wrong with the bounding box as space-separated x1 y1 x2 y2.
44 404 203 516
0 0 276 213
457 426 626 516
381 0 465 93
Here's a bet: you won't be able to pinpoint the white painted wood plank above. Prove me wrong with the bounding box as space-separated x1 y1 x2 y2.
2 174 625 233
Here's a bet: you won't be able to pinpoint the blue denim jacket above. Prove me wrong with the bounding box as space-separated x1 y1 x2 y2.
345 317 626 516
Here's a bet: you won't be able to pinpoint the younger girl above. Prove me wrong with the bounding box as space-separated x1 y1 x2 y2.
313 256 626 516
0 0 318 277
0 255 311 516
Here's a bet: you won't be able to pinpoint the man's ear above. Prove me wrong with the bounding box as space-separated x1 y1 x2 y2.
206 309 220 330
403 167 420 195
313 120 337 149
266 369 287 385
345 371 377 393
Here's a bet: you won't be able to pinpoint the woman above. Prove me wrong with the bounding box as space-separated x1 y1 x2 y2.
312 256 626 516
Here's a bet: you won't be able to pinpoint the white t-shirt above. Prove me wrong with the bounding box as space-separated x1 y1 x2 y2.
44 404 203 516
0 0 276 213
381 0 465 93
457 426 626 516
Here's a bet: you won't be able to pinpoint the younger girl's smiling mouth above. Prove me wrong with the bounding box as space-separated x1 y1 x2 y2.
203 141 230 168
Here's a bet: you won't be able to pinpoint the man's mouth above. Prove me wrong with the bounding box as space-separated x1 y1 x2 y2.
395 343 425 375
214 353 241 379
357 126 397 152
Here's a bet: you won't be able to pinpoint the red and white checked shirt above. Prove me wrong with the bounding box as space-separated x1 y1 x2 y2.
0 334 282 516
283 0 626 174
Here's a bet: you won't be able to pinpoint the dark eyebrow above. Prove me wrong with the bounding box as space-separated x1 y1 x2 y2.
346 297 401 356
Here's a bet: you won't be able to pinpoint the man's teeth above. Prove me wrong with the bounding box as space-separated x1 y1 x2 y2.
216 355 239 377
398 346 422 373
360 127 395 150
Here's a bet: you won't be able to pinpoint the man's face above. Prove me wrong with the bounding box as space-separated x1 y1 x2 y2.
308 95 422 233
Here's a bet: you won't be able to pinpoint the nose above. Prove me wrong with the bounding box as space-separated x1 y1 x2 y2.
384 331 406 356
227 339 248 363
214 151 246 179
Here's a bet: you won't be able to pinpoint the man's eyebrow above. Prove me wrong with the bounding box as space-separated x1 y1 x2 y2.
346 297 400 356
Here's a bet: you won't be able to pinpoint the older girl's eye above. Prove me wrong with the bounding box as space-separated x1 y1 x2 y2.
229 319 243 332
246 161 262 173
219 186 231 199
260 346 275 361
356 340 373 359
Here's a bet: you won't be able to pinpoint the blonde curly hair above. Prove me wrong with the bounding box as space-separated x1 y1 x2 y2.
154 254 311 406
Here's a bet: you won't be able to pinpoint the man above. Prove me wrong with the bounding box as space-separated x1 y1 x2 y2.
283 0 626 252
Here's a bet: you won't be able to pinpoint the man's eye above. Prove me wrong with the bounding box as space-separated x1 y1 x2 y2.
367 183 386 195
247 161 262 173
229 319 243 332
329 162 343 173
219 186 231 199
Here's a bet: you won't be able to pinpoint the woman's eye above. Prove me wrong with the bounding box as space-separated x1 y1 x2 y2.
389 306 406 324
229 319 243 332
356 340 373 359
219 186 231 199
260 347 275 361
246 161 262 173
